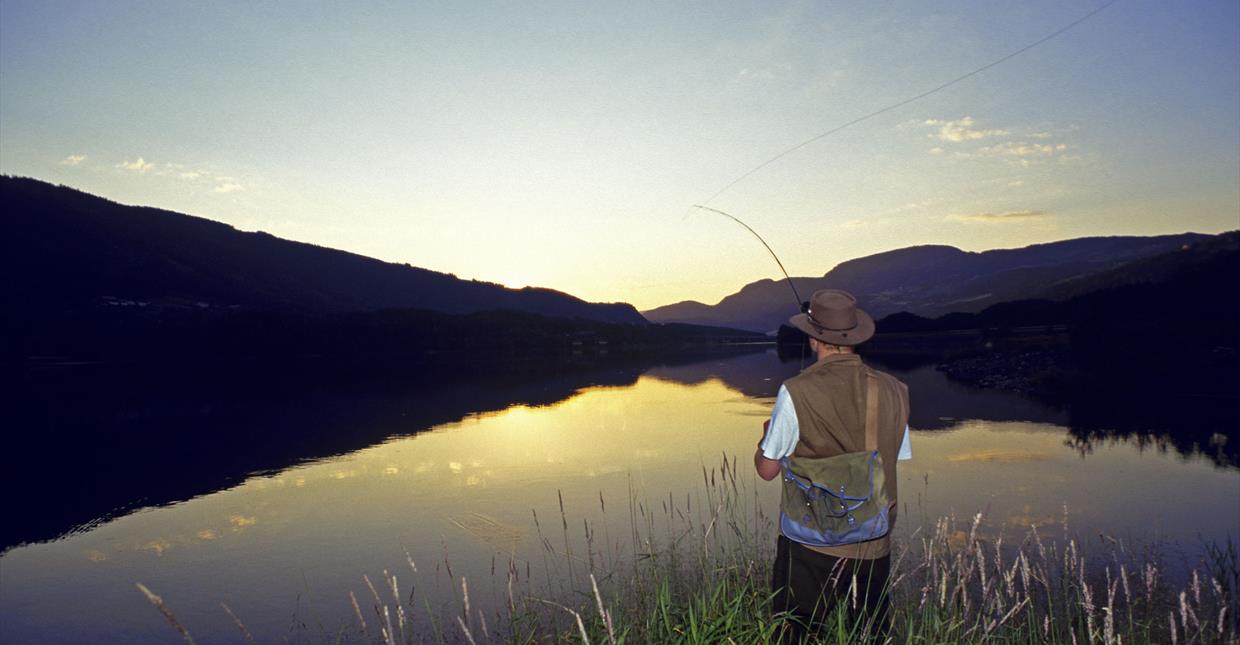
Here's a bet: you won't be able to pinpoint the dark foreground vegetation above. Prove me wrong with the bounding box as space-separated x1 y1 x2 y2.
136 455 1239 644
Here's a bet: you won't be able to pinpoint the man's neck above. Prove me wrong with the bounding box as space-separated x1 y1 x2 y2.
814 347 854 362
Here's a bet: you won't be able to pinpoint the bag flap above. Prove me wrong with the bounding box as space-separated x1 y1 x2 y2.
783 451 883 502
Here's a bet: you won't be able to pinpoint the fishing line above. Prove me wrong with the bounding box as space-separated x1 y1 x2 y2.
698 0 1122 207
685 1 1119 359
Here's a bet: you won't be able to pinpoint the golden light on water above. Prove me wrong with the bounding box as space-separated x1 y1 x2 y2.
53 376 1240 568
3 363 1237 643
59 377 763 563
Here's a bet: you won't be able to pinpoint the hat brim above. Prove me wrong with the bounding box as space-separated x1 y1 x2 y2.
788 309 875 346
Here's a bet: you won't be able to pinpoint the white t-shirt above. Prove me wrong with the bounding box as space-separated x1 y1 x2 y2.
760 384 912 461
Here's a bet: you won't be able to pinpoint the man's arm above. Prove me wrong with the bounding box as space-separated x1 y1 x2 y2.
755 386 797 480
754 419 781 481
754 449 781 481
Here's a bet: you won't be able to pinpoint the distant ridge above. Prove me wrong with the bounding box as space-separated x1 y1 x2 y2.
4 176 647 325
643 232 1213 332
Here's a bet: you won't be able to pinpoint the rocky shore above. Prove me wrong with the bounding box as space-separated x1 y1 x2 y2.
935 347 1073 396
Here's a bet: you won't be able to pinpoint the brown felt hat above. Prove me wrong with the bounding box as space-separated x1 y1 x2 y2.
788 289 875 346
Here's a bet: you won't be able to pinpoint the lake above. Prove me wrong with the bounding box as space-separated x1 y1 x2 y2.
2 348 1237 643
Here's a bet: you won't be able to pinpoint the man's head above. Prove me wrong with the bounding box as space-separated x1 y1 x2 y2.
788 289 875 347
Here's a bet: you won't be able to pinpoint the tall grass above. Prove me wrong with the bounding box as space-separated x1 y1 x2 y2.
140 452 1237 643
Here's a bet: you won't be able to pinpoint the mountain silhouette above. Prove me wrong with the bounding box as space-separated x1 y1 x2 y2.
643 233 1212 332
874 231 1239 334
5 176 647 325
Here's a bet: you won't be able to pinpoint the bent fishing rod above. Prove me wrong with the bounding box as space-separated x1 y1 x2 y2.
691 204 805 314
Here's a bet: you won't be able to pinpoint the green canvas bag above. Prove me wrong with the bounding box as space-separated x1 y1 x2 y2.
778 371 890 546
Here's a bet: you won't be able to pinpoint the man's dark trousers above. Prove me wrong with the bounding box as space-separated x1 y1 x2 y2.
771 535 892 642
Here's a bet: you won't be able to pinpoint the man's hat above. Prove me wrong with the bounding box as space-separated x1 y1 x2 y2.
788 289 875 346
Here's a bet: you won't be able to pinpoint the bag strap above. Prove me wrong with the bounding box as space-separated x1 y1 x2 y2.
865 370 879 452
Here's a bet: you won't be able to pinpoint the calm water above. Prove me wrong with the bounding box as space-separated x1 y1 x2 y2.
2 350 1237 643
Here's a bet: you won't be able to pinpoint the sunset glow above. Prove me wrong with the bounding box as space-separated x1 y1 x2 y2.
2 1 1236 309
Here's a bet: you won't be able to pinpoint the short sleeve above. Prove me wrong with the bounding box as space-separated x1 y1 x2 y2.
897 424 912 460
760 385 799 460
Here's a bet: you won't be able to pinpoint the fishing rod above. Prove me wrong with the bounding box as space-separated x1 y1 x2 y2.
691 205 804 313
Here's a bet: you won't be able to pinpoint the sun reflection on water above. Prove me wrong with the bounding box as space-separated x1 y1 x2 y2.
2 369 1237 643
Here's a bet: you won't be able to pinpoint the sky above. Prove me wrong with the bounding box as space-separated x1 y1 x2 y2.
2 1 1237 310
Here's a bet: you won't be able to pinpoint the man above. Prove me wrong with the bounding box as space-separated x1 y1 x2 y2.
754 288 911 640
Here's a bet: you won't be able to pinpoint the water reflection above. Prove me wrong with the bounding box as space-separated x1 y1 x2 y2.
1 349 1237 643
8 347 1236 554
648 348 1238 471
4 350 749 551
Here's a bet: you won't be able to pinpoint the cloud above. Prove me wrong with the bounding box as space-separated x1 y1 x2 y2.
980 142 1068 157
118 157 155 173
946 210 1049 223
737 66 781 81
111 156 250 191
923 116 1007 142
917 118 1076 165
61 154 87 166
882 200 933 215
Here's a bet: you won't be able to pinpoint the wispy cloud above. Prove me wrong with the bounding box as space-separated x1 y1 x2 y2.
923 116 1007 142
61 154 87 166
118 157 155 173
839 200 936 230
112 155 250 194
979 142 1068 157
946 209 1048 223
736 65 786 81
916 117 1077 166
882 199 934 215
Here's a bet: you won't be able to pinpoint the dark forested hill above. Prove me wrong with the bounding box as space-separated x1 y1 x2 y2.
874 230 1240 335
4 176 646 325
643 232 1213 332
863 232 1240 400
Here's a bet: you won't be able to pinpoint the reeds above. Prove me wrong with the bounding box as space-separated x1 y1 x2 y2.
403 452 1236 643
139 452 1237 643
891 511 1236 644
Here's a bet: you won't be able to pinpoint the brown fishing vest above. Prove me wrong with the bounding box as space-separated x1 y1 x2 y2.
783 353 910 559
